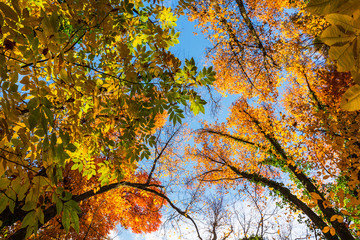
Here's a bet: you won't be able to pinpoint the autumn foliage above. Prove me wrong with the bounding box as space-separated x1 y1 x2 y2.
0 0 214 238
176 0 360 239
1 0 360 239
37 167 164 239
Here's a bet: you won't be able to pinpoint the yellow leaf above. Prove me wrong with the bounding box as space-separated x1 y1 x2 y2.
330 227 336 236
310 192 322 200
326 13 360 33
322 200 332 208
322 226 330 233
341 209 349 215
340 84 360 111
330 215 338 222
308 202 316 208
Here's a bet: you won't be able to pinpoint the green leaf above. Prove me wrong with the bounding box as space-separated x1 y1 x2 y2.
340 84 360 111
65 200 81 213
25 226 35 239
18 181 30 201
29 107 41 130
27 97 39 110
0 197 9 214
51 132 57 146
61 132 70 146
60 191 72 201
190 103 199 115
8 192 15 213
62 207 71 232
43 106 54 127
71 164 79 171
21 210 36 228
36 208 44 224
21 201 37 211
56 196 63 214
0 178 10 190
69 208 80 233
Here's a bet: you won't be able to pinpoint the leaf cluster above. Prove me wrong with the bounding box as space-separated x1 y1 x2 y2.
307 0 360 110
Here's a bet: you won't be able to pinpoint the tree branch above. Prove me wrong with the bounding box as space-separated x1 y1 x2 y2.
234 0 278 68
226 164 339 240
242 109 355 240
8 180 202 240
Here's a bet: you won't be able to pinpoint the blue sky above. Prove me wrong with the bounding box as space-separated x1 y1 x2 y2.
110 4 315 240
112 5 240 240
111 13 214 240
170 14 239 126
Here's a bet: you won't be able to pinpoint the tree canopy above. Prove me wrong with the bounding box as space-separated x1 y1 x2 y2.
1 0 360 239
169 0 360 239
0 0 214 238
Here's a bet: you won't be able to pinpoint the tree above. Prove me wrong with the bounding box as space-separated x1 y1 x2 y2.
180 0 360 239
0 0 215 238
2 160 164 239
35 169 164 239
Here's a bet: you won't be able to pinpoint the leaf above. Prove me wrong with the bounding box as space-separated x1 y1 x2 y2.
306 0 331 15
22 201 37 211
43 106 54 127
0 197 9 214
340 84 360 111
27 97 39 110
0 10 3 26
25 226 35 239
62 207 71 232
65 200 81 213
29 107 41 130
18 181 30 201
330 227 336 236
322 226 330 233
326 13 360 33
69 208 80 233
11 0 21 16
320 25 356 46
37 208 45 224
329 42 355 72
60 191 72 201
0 178 10 190
351 70 360 84
310 192 322 200
21 210 36 228
0 2 18 22
59 68 68 83
56 196 63 214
